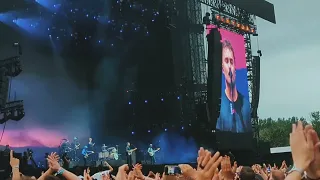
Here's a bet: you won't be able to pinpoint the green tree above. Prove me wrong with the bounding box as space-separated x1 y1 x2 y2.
310 111 320 135
258 114 312 147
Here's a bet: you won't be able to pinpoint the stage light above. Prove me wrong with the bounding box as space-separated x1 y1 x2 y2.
164 128 167 131
211 130 215 133
177 96 180 100
144 100 148 103
128 101 132 105
161 98 164 101
225 18 230 24
181 127 184 130
148 130 151 133
131 131 135 135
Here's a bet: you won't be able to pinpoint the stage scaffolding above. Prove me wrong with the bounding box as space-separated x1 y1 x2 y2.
171 0 207 127
201 0 260 140
173 0 260 138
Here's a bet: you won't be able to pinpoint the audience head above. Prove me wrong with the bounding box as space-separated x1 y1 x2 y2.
271 170 285 180
239 166 255 180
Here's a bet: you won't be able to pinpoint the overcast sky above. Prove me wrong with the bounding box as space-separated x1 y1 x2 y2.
254 0 320 119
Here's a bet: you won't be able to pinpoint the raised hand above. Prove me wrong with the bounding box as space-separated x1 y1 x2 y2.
197 147 206 170
179 164 197 179
290 121 314 171
84 169 93 180
155 172 161 180
46 152 61 172
133 163 144 179
182 148 222 180
10 150 19 168
148 171 155 177
128 171 135 180
304 124 320 179
49 152 59 161
116 164 129 180
221 156 235 180
232 161 237 173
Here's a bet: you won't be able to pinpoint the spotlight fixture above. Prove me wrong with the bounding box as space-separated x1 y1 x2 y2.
257 50 262 57
12 42 22 55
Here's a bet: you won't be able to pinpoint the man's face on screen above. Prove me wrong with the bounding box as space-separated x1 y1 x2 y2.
222 47 236 86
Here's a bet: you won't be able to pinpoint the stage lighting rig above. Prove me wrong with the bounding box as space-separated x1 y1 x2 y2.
0 56 22 77
0 101 25 124
0 43 25 124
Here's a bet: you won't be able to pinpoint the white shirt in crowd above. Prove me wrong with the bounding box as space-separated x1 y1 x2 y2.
78 170 110 180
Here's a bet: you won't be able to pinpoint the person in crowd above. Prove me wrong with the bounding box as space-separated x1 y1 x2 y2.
7 120 320 180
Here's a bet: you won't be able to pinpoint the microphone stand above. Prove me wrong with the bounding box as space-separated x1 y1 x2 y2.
229 68 236 131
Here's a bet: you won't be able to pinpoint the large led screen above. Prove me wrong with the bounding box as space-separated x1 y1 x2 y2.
207 25 251 133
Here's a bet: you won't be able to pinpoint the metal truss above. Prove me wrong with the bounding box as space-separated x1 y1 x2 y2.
199 0 256 25
244 34 259 141
187 0 207 102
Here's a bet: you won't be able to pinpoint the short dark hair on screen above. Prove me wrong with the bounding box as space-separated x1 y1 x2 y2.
222 40 235 61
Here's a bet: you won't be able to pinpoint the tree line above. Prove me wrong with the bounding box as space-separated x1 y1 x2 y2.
258 111 320 147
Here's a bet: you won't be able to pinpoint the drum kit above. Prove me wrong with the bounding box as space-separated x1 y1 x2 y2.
59 139 121 161
98 144 120 160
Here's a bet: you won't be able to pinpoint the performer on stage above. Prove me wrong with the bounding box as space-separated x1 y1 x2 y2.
82 146 94 166
126 142 136 165
62 153 70 169
147 144 160 165
88 137 95 150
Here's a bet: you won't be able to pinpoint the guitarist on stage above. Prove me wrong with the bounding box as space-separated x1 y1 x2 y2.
147 144 160 165
126 142 137 165
82 146 94 166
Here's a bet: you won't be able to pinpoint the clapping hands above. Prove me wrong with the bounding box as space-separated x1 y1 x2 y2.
290 121 314 171
47 152 61 172
180 147 222 180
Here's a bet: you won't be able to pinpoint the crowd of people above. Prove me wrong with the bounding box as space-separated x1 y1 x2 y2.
7 121 320 180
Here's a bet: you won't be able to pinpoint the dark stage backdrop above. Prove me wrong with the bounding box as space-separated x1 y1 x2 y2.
0 20 129 148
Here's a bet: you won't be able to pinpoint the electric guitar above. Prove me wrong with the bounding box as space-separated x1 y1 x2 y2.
83 151 94 158
127 148 137 155
149 148 160 156
75 143 80 150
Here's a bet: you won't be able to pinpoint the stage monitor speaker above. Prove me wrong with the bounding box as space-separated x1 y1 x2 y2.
206 27 222 128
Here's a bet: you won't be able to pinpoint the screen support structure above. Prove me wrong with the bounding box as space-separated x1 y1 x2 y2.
171 0 207 128
200 0 260 142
